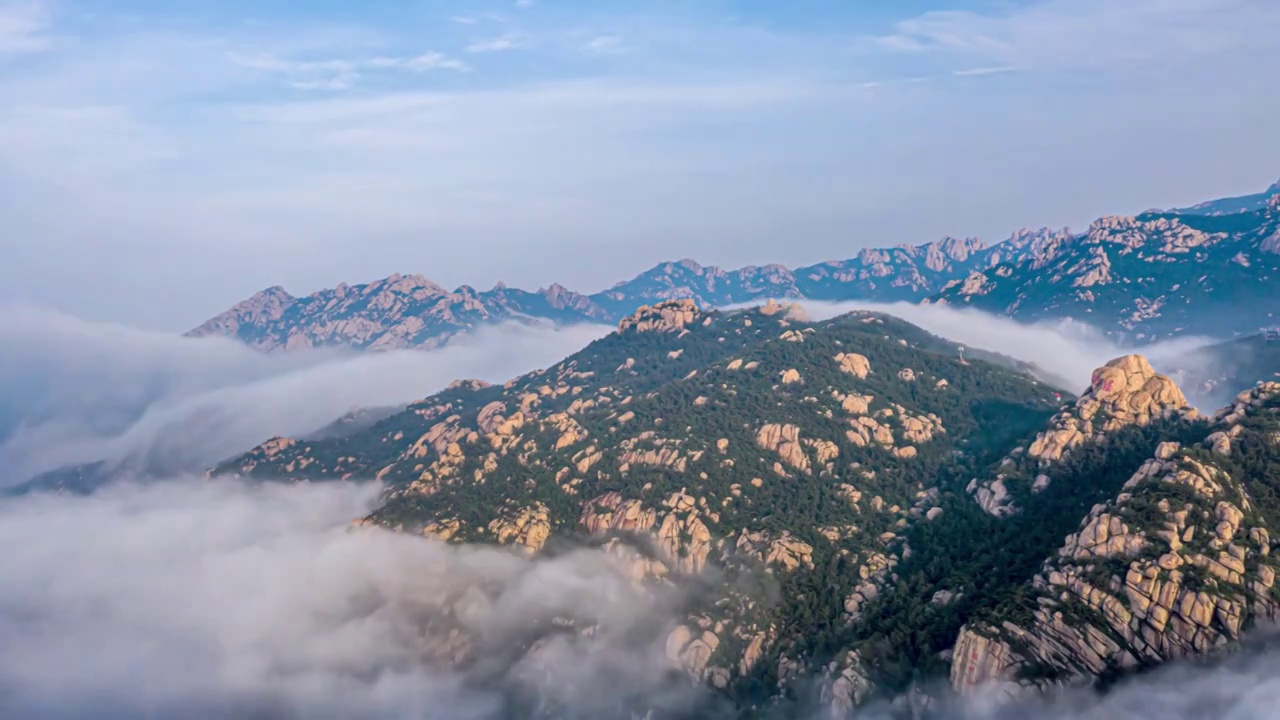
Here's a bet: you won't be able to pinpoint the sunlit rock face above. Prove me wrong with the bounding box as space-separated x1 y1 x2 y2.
970 354 1193 516
954 383 1280 701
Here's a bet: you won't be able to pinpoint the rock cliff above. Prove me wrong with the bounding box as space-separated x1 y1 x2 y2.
969 354 1192 516
952 382 1280 699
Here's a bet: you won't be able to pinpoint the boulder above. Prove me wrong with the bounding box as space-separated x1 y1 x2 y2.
834 352 871 379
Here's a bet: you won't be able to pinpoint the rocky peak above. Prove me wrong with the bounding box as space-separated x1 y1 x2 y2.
1213 381 1280 425
541 282 570 302
1086 215 1222 253
954 398 1280 700
377 273 446 298
617 299 702 334
1004 227 1073 250
991 226 1076 270
1088 355 1187 412
753 262 794 278
949 271 993 297
1067 246 1114 288
1264 216 1280 256
186 285 296 338
971 355 1191 516
233 285 295 315
1033 354 1189 459
926 236 986 270
855 246 894 266
527 283 610 318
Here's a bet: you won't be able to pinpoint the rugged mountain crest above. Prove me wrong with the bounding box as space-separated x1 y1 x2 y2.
970 355 1192 516
187 274 612 351
952 382 1280 700
191 180 1280 352
933 198 1280 340
188 285 296 343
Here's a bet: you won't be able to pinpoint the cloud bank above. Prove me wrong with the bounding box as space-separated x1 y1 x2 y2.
1 301 1279 717
0 480 707 719
0 305 610 486
792 301 1220 406
3 479 1280 719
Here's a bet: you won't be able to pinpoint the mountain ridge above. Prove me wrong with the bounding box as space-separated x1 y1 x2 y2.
189 180 1280 352
931 197 1280 341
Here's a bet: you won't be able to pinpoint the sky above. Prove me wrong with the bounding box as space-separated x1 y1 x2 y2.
2 0 1279 331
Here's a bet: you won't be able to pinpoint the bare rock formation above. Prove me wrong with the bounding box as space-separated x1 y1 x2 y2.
736 530 815 572
952 386 1280 700
487 503 553 554
756 423 809 473
617 299 701 334
971 355 1192 516
835 352 871 379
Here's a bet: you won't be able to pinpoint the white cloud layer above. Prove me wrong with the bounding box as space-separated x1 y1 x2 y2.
2 480 1280 718
773 301 1218 406
0 305 610 486
0 480 702 719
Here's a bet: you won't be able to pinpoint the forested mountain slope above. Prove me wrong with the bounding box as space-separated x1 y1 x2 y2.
212 300 1064 714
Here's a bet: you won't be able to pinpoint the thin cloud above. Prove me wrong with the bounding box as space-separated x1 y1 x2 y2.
952 65 1019 77
0 0 51 54
582 35 625 54
229 49 469 90
872 0 1280 74
466 34 524 53
387 51 470 71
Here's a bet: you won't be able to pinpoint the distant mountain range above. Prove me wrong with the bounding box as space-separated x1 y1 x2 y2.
189 180 1280 351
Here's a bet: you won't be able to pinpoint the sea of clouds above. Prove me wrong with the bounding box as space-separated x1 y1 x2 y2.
0 301 1273 718
0 479 712 719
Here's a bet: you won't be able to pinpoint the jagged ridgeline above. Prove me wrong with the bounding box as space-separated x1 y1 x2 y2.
946 383 1280 705
209 299 1280 716
190 180 1280 352
933 195 1280 341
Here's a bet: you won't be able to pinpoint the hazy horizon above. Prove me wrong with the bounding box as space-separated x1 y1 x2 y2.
3 0 1279 330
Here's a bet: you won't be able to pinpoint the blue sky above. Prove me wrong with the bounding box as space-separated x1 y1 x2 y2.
2 0 1279 329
